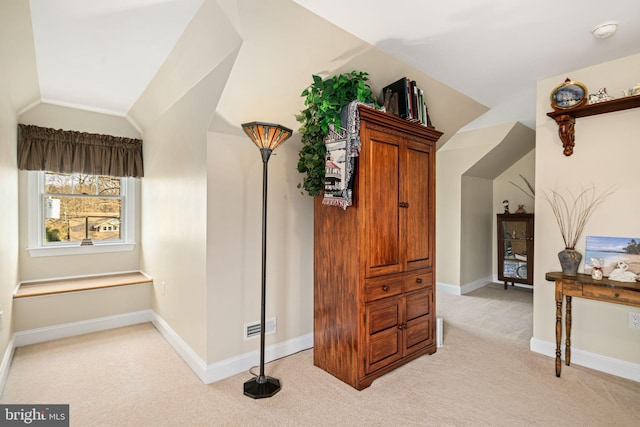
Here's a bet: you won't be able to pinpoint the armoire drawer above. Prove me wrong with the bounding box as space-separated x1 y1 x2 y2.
403 271 432 292
364 278 403 302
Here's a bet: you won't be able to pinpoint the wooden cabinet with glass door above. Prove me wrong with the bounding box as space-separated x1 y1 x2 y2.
497 214 534 288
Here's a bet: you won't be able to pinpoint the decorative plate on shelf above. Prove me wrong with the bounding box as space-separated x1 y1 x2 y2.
550 78 588 110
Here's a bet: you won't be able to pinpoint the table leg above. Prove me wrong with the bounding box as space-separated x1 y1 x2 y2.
565 295 572 366
555 290 563 377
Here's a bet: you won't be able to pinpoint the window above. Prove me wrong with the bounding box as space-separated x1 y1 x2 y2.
27 171 136 257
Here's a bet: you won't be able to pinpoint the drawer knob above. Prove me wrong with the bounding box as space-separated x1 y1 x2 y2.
382 285 389 292
416 278 423 284
615 293 620 298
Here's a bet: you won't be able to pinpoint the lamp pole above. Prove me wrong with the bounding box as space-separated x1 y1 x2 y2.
243 147 281 398
241 121 291 399
257 147 271 385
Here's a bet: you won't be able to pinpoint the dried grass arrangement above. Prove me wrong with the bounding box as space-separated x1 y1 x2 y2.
541 185 614 249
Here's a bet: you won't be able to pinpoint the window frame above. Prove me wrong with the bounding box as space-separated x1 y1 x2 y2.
27 171 136 257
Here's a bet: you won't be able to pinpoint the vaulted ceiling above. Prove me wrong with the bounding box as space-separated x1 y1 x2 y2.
295 0 640 130
28 0 206 116
18 0 640 132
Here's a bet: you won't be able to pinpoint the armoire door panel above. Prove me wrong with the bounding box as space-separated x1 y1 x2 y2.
365 297 403 374
366 327 402 373
366 298 401 335
405 145 431 270
405 316 431 353
366 134 402 277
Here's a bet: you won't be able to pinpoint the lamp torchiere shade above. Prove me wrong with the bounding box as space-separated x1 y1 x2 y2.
241 122 292 151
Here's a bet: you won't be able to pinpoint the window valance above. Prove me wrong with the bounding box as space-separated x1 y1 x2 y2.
18 124 144 178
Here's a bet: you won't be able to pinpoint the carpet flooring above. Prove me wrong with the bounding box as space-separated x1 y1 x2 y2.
2 283 639 426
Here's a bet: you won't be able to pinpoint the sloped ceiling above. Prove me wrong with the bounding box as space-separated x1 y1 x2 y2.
13 0 640 140
15 0 487 144
0 1 39 111
464 123 535 180
293 0 640 130
28 0 206 116
204 0 488 147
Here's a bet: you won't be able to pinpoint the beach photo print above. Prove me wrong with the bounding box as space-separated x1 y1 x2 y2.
584 235 640 277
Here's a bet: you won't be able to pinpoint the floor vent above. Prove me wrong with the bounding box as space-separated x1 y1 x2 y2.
244 317 276 340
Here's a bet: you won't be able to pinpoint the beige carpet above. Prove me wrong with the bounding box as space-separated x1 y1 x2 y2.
2 283 639 426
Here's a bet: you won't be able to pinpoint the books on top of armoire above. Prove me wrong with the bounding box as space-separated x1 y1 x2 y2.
380 77 433 128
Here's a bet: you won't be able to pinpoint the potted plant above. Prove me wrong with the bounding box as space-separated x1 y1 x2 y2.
295 71 377 196
541 185 614 276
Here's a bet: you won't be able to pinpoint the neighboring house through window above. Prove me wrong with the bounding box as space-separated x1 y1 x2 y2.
27 171 136 257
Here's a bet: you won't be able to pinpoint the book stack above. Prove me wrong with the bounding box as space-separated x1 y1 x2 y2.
380 77 433 127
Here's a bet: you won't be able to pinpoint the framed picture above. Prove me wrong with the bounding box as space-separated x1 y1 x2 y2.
584 235 640 277
550 78 588 110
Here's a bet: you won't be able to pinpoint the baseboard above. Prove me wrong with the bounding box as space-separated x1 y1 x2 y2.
460 276 493 295
152 313 313 384
436 281 462 295
150 314 208 383
203 333 314 384
0 336 16 395
436 276 493 296
13 310 155 347
530 337 640 382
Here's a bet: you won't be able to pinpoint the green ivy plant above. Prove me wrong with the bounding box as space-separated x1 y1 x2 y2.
295 71 377 196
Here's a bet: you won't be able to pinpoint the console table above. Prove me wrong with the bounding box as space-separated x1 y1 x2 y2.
545 272 640 377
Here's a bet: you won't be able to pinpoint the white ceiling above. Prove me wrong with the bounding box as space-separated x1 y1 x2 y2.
294 0 640 129
29 0 205 116
28 0 640 129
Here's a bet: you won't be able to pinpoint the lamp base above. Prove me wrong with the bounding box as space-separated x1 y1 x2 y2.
243 376 281 399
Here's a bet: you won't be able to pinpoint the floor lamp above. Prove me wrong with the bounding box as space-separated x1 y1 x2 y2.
241 121 292 399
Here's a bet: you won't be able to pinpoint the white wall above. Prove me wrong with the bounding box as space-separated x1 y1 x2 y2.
436 123 514 289
493 150 535 217
533 53 640 369
460 176 493 285
18 103 141 138
0 0 45 374
13 284 152 331
139 73 216 361
134 0 243 363
206 131 314 362
0 84 19 375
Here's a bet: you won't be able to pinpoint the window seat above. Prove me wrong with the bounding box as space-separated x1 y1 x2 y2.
14 272 152 298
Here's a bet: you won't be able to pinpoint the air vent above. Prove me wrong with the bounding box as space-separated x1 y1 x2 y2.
244 317 276 340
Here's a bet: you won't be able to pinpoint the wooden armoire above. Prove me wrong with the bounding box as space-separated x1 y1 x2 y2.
314 105 442 390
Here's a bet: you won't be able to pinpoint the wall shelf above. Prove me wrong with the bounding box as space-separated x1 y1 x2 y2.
547 95 640 156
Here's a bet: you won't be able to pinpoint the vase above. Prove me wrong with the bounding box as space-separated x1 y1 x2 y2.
558 248 582 276
591 268 603 280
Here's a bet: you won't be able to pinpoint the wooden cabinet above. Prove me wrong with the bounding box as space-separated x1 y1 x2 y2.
314 106 441 390
497 213 534 288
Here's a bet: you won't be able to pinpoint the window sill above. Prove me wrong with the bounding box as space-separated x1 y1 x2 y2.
26 243 136 258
